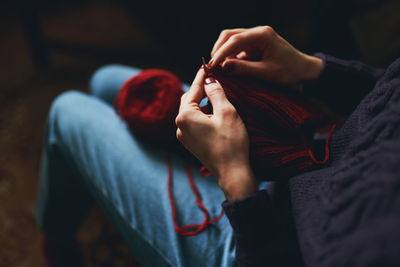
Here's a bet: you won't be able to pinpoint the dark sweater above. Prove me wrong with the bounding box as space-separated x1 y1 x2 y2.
222 54 400 267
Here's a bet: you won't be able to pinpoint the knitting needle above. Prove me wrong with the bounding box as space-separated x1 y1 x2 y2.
202 57 209 77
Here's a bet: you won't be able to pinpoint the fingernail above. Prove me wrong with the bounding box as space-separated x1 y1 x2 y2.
205 77 216 85
223 63 234 73
208 58 214 67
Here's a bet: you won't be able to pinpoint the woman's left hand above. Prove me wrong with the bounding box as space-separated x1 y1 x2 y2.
176 68 257 201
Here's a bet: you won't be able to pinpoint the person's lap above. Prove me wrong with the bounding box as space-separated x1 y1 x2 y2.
36 65 236 267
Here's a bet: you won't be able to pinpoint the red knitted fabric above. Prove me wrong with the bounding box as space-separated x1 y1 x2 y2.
208 66 329 180
114 69 184 142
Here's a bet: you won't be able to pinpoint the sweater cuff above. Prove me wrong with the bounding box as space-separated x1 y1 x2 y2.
302 52 331 96
303 52 384 99
222 190 272 235
302 52 382 115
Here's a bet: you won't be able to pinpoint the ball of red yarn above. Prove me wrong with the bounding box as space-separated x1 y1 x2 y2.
114 69 184 142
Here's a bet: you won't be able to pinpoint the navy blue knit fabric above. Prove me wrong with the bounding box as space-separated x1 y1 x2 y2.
223 54 400 267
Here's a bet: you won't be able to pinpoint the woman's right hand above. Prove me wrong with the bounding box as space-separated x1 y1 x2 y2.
209 26 323 85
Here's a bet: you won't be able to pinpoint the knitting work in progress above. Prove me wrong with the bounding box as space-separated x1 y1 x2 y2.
114 67 334 235
208 66 335 180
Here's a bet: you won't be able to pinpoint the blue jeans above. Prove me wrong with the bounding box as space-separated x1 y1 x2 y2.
36 65 237 267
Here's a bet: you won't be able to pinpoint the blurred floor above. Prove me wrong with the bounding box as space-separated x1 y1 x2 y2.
0 0 399 266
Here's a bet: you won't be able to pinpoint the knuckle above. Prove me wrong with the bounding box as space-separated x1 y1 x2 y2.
220 29 232 38
180 92 187 102
175 114 185 127
261 25 275 36
175 111 190 127
206 84 223 97
229 34 241 43
220 104 236 117
176 129 183 142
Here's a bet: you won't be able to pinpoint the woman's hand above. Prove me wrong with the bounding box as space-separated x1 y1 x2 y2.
176 69 257 201
209 26 323 85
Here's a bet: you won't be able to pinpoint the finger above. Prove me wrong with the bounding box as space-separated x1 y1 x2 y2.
211 28 245 58
222 59 266 79
209 31 258 68
176 128 184 143
179 92 188 113
236 51 248 59
183 68 206 105
203 77 230 115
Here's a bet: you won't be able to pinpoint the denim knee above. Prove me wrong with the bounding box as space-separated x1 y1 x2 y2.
89 64 141 103
90 65 120 97
47 90 89 144
50 90 88 117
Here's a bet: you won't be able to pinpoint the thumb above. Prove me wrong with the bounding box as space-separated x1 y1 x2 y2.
222 59 265 79
204 77 230 114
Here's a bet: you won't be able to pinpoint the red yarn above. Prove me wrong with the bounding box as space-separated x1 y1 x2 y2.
167 154 224 236
114 69 183 142
308 124 336 164
114 67 336 236
207 66 332 180
199 165 212 177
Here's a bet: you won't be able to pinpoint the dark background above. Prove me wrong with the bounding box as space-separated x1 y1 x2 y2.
1 0 399 266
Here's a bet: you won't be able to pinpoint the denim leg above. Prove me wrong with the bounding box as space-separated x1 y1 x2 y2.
36 119 94 240
36 90 236 267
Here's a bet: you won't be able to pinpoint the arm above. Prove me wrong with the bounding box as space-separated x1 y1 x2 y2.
209 26 386 116
223 185 304 267
303 53 386 115
177 26 392 266
176 70 303 266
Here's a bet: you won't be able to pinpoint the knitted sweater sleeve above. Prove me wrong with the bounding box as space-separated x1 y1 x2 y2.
222 185 303 267
303 53 385 116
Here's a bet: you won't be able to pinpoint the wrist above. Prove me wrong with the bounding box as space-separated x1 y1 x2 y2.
302 54 323 82
217 165 258 201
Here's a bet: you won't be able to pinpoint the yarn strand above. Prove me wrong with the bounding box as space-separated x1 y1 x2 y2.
308 124 337 165
167 153 224 236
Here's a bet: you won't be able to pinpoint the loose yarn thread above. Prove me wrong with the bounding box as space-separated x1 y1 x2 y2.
167 154 225 236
